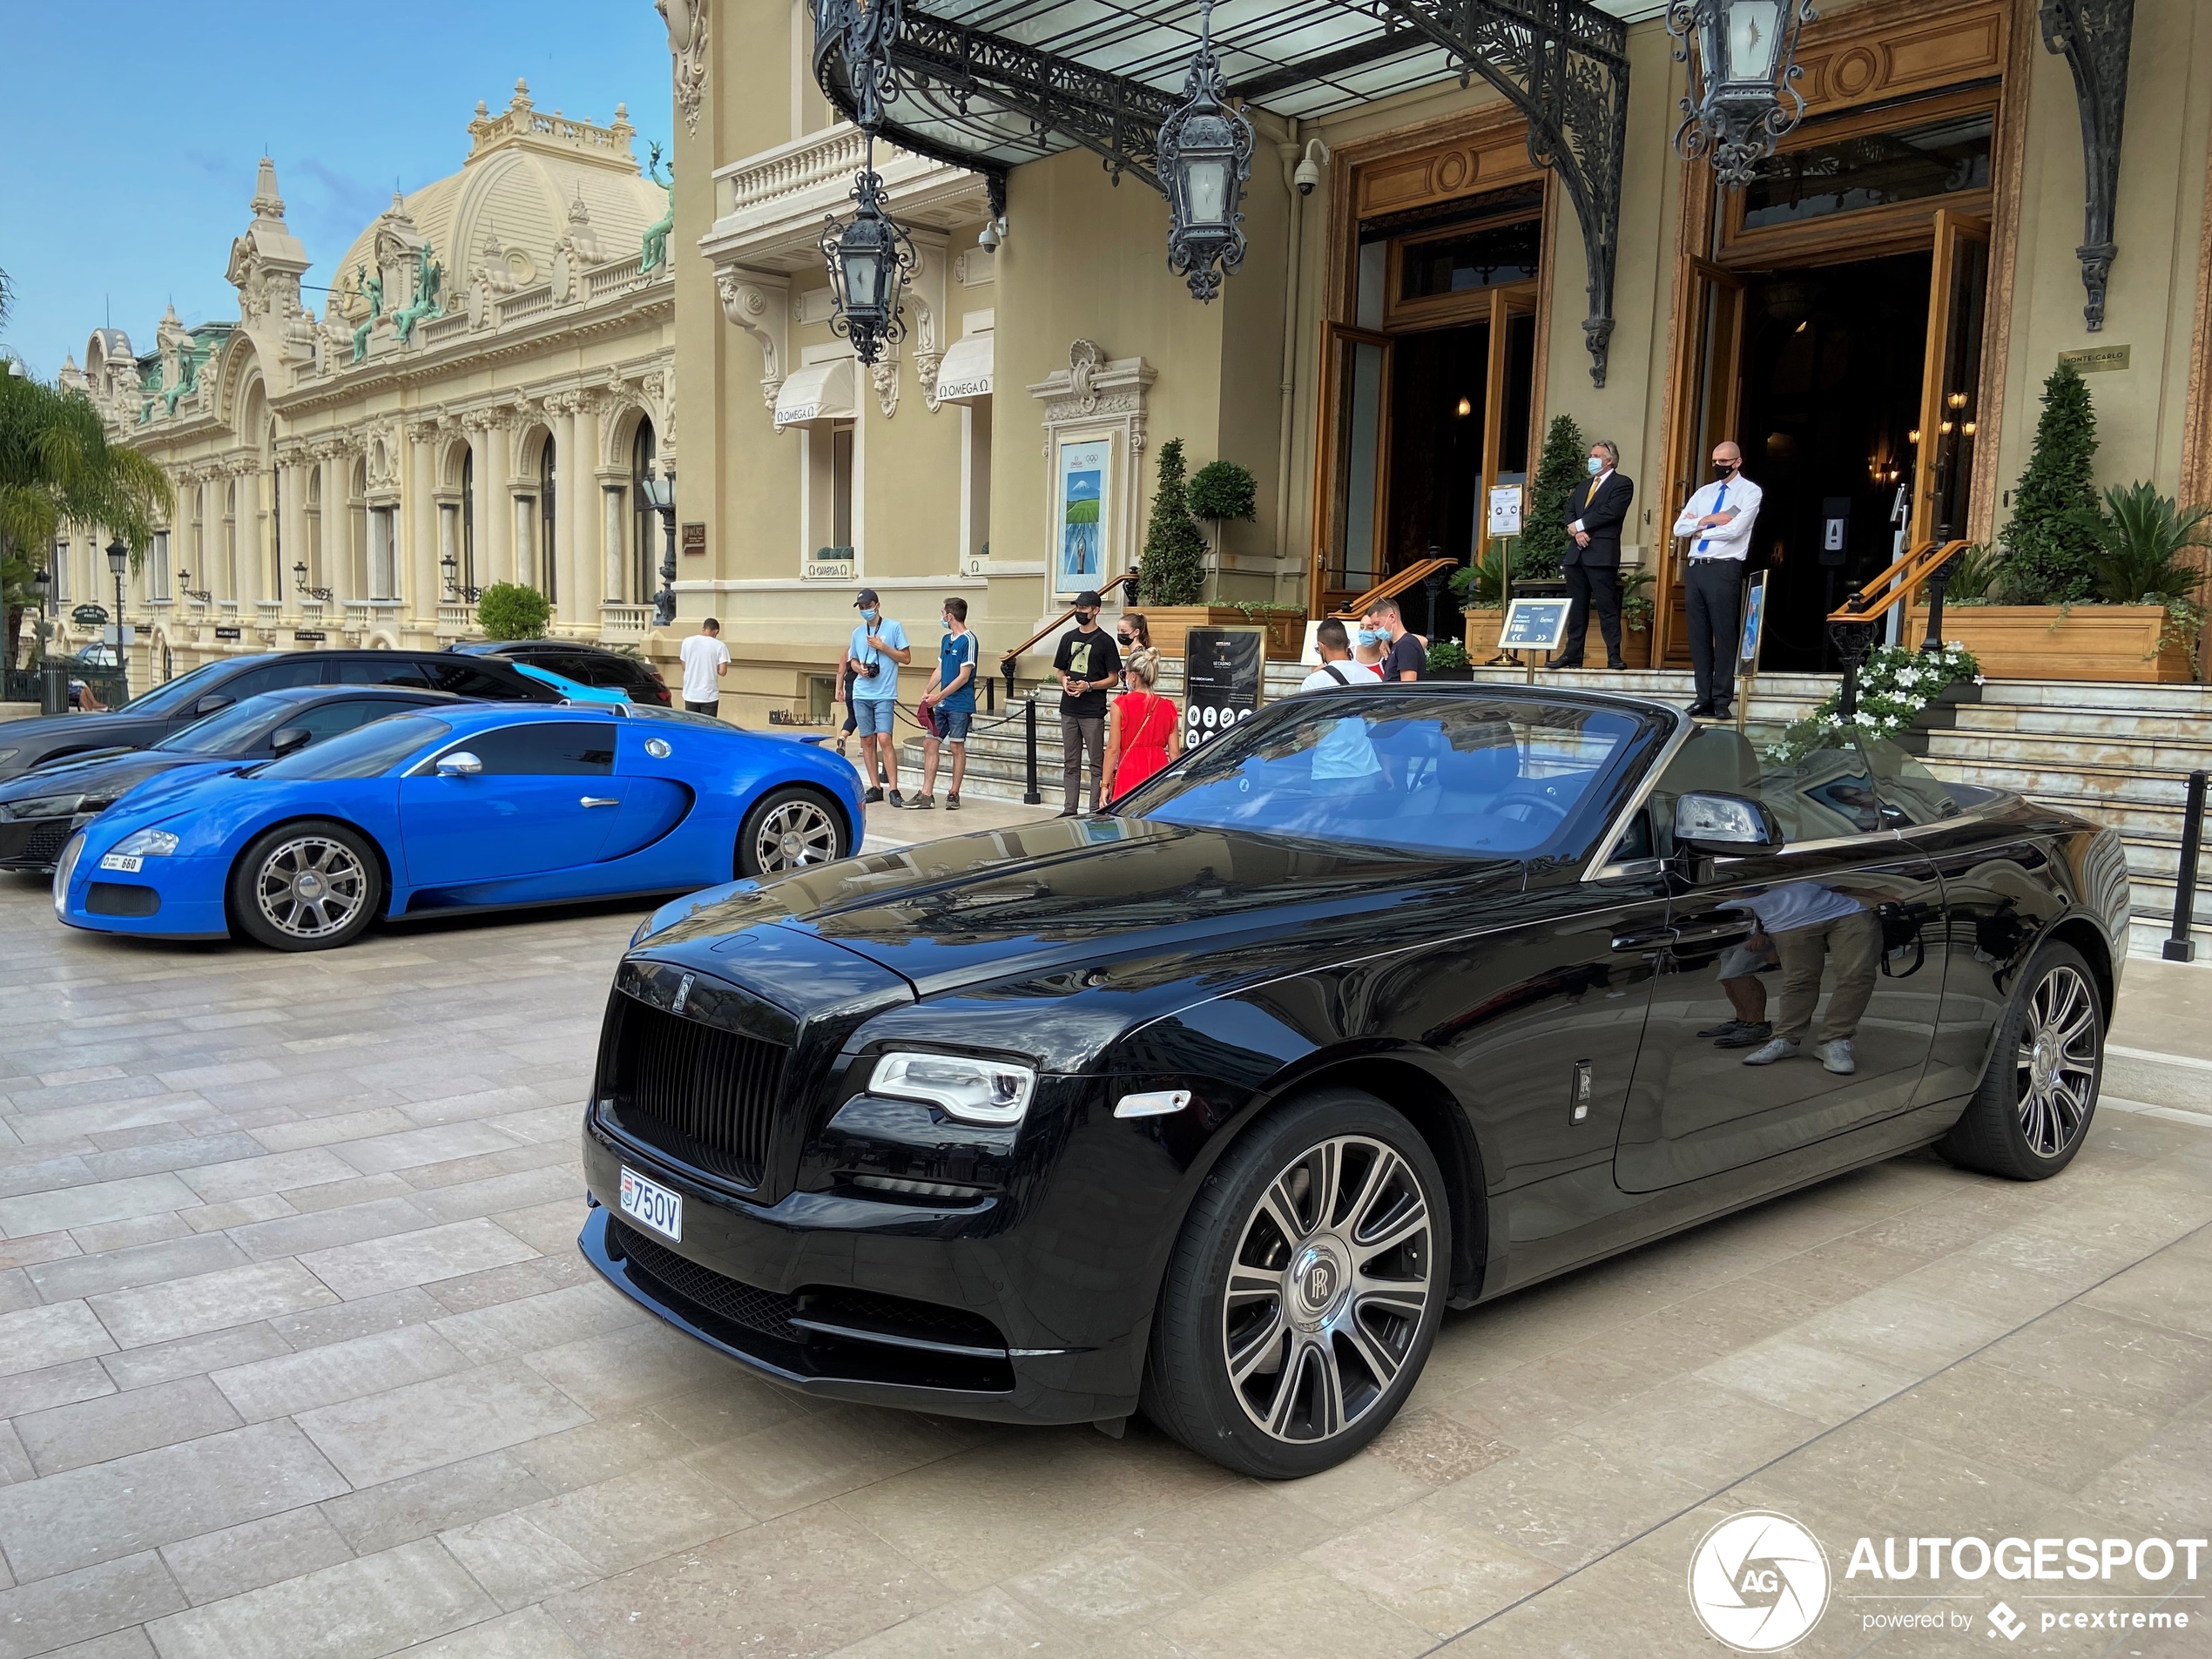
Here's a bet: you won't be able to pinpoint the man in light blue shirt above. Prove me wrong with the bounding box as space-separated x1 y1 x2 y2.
845 587 911 806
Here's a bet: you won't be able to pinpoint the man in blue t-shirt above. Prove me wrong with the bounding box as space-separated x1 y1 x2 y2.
912 595 978 810
845 587 911 806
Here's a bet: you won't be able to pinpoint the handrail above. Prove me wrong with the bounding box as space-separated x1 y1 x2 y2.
998 567 1141 669
1331 556 1458 620
1825 538 1972 626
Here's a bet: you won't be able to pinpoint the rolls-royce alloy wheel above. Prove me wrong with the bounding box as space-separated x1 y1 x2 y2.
230 819 382 951
1939 941 2104 1179
1143 1089 1448 1478
738 788 846 877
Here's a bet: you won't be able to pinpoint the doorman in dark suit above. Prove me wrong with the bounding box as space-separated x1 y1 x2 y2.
1558 439 1634 669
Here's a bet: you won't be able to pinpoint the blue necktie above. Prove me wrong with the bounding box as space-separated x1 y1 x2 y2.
1697 482 1729 554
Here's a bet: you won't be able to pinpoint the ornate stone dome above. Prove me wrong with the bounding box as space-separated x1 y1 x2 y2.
327 79 668 320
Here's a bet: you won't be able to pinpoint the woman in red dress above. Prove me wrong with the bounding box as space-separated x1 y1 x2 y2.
1103 647 1181 800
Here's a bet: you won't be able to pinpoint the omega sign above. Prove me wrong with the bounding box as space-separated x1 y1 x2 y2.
935 374 991 401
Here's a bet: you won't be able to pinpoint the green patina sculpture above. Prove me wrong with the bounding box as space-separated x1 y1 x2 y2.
350 263 385 364
639 143 675 274
390 242 446 347
161 343 206 415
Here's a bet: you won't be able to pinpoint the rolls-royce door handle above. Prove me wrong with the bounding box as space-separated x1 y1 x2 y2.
1610 926 1676 954
580 796 620 808
1669 917 1757 947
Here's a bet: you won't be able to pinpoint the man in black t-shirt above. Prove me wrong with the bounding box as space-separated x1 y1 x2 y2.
1051 590 1123 815
1361 597 1426 682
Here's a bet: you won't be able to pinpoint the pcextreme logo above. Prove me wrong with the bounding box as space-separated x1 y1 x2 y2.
1688 1510 1832 1652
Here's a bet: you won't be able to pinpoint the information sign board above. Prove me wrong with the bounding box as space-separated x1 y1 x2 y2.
1181 627 1264 751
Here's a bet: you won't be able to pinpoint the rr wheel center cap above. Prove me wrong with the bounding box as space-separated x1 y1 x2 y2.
1287 1238 1351 1330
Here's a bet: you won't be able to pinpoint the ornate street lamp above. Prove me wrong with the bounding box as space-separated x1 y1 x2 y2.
820 139 917 368
637 467 678 627
1157 0 1254 302
105 539 130 694
293 559 334 604
1667 0 1819 187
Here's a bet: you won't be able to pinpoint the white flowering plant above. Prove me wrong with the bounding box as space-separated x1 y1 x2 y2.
1764 639 1981 765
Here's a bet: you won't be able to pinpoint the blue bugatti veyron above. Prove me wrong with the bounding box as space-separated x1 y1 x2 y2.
51 704 865 950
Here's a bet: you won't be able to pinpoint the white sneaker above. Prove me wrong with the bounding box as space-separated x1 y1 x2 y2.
1817 1039 1856 1075
1742 1037 1801 1067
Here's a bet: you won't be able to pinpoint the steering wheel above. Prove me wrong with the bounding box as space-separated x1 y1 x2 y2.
1490 785 1572 827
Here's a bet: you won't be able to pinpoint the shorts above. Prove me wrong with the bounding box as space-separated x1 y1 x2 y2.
851 697 897 738
684 698 719 717
1717 941 1779 980
929 706 973 742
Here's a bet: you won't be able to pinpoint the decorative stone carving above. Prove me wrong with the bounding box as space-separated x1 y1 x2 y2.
871 358 901 420
551 187 604 301
656 0 710 137
713 269 791 411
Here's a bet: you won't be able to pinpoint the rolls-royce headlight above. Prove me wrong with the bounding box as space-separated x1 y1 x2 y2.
869 1052 1036 1126
7 792 86 819
111 827 180 858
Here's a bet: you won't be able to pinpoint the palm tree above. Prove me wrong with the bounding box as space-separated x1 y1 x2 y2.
3 367 174 669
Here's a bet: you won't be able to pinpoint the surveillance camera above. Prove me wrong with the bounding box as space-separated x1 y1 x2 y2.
978 220 1001 252
1293 158 1320 195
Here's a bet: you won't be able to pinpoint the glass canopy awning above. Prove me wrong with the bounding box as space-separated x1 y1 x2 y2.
815 0 1631 383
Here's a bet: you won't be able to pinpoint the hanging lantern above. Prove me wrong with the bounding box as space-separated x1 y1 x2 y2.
1667 0 1819 187
1157 0 1254 302
819 140 916 368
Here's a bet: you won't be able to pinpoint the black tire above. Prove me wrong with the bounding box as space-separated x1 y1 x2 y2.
735 786 848 878
1140 1088 1449 1479
229 819 383 952
1937 940 2103 1179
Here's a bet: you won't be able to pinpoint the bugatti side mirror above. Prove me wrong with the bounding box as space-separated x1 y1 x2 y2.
192 693 234 717
268 726 314 758
1674 791 1780 853
435 751 483 778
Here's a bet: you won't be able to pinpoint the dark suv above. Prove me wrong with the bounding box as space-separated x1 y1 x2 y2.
0 651 560 780
449 640 671 705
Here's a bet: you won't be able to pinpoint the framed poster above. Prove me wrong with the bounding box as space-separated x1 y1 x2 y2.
1487 484 1524 537
1055 436 1111 596
1181 627 1264 752
1500 597 1573 652
1739 570 1768 668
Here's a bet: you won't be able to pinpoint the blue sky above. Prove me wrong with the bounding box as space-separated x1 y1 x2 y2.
0 2 671 381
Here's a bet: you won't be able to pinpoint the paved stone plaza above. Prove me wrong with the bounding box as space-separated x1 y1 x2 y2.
0 843 2207 1659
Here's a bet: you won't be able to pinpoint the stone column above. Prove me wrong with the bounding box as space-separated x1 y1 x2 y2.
486 423 516 585
603 482 626 604
565 399 597 629
408 429 437 624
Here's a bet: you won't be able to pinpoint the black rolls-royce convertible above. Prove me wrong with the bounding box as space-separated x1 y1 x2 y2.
578 685 2129 1478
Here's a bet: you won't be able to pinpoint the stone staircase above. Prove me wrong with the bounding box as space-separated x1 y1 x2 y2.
904 661 2212 962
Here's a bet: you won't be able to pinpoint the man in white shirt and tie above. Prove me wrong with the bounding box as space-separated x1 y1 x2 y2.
1670 440 1764 718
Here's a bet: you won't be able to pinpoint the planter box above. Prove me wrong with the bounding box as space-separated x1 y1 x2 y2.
1619 624 1652 669
1139 606 1305 660
1925 604 2193 684
1466 611 1503 662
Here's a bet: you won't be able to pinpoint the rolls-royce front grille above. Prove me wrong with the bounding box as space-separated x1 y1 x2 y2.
602 995 785 1188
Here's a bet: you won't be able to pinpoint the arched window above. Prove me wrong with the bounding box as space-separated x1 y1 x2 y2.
539 435 557 605
461 450 476 592
630 419 657 605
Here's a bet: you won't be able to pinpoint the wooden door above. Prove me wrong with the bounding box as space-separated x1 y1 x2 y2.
1913 211 1992 546
1659 260 1746 664
1312 321 1394 616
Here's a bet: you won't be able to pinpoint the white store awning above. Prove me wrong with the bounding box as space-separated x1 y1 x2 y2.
934 332 994 405
773 357 859 430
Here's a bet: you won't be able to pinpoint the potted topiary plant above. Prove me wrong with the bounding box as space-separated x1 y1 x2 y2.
1136 442 1298 659
1187 459 1258 560
1513 414 1585 587
475 580 550 641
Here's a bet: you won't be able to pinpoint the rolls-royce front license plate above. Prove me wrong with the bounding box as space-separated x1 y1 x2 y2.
619 1167 682 1242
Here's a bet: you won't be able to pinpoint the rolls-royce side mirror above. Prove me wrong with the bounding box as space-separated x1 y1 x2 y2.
1674 791 1780 853
435 751 483 778
268 726 314 757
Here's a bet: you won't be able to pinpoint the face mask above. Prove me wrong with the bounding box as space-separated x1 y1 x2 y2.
1587 456 1605 475
1116 633 1134 646
1357 628 1387 648
1076 610 1098 625
860 608 879 622
1712 461 1737 479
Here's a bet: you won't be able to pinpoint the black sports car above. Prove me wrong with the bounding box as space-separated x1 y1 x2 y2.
578 686 2129 1477
0 685 456 873
449 640 672 705
0 650 560 781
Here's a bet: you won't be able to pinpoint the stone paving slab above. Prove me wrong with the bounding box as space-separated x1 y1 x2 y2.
0 851 2208 1656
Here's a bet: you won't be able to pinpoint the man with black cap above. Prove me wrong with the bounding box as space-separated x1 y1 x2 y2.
1051 589 1123 815
846 587 911 806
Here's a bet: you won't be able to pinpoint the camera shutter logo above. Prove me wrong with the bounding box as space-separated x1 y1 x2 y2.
1687 1510 1831 1651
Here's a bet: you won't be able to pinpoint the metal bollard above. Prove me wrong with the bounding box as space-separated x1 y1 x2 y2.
2164 769 2209 962
1022 697 1042 805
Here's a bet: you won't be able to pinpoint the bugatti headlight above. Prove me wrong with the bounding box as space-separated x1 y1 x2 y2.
869 1052 1036 1127
110 827 180 858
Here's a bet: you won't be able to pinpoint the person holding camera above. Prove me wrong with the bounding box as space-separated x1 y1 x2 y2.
846 588 911 806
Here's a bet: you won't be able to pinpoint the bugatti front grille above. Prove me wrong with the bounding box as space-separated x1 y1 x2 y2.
605 995 785 1188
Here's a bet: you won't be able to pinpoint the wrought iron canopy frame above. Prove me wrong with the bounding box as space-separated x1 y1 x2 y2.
2038 0 2134 333
813 0 1629 386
